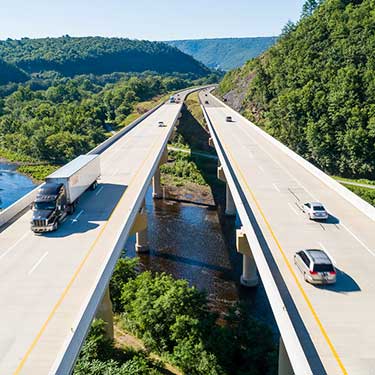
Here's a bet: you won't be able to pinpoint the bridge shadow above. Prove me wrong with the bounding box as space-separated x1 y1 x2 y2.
41 183 127 238
149 251 232 274
315 268 361 293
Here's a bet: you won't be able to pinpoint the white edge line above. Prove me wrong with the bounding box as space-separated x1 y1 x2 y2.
28 251 49 275
341 223 375 257
0 232 29 260
273 183 281 192
288 202 299 216
95 186 104 196
71 210 84 224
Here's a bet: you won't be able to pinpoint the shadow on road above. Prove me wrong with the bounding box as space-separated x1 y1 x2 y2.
42 183 127 238
316 268 361 293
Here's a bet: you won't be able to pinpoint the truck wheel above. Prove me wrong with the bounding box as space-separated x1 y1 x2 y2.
67 203 75 215
90 181 97 190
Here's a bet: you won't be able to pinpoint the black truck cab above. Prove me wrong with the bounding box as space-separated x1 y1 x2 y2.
31 183 67 232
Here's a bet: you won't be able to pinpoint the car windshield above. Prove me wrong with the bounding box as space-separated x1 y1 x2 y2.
34 201 56 210
313 206 325 211
313 264 334 272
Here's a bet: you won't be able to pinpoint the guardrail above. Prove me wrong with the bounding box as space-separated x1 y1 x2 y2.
199 93 314 375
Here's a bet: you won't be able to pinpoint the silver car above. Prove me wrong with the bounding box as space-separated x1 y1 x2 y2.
302 201 328 220
294 249 336 284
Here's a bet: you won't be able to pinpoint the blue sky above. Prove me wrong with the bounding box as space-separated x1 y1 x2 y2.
0 0 306 40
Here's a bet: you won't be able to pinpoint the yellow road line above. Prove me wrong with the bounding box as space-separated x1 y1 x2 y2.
13 117 171 374
216 124 348 375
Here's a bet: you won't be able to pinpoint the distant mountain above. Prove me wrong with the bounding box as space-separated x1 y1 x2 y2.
166 37 277 71
0 36 211 78
0 59 28 85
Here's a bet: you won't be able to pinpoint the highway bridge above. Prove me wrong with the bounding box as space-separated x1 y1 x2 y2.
200 90 375 375
0 89 190 375
0 87 374 375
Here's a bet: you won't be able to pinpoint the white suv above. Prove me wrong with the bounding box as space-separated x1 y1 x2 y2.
294 249 336 284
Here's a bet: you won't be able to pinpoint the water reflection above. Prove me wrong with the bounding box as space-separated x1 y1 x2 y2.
126 187 277 330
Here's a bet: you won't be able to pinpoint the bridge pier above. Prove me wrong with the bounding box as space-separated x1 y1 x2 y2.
96 286 114 339
225 184 236 216
152 148 168 199
152 168 161 198
130 199 149 253
236 228 258 287
278 337 294 375
217 165 236 216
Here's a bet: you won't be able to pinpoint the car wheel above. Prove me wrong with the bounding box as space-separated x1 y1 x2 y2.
308 213 312 220
303 272 308 282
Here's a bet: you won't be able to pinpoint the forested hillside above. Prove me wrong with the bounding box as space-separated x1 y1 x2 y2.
0 36 211 77
167 37 277 70
218 0 375 179
0 59 28 85
0 73 193 166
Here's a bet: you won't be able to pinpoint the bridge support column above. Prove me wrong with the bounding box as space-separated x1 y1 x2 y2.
225 184 236 216
130 199 149 253
152 149 168 199
152 167 161 198
217 165 236 216
278 337 294 375
96 287 114 339
236 228 258 287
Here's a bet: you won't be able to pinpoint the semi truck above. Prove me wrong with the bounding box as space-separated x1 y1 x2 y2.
31 154 101 233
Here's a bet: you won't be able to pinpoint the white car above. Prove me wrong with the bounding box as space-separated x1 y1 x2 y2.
158 121 166 127
302 202 328 220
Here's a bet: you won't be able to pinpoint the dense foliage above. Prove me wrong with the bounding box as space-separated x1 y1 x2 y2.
219 0 375 179
0 59 28 85
167 37 277 71
0 36 211 78
110 258 277 375
0 73 192 164
74 319 165 375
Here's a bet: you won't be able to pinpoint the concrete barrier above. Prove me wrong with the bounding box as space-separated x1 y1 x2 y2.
0 185 42 228
211 93 375 222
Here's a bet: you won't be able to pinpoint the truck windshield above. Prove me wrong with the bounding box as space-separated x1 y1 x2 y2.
34 201 56 210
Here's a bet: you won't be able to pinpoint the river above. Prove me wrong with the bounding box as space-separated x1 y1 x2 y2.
1 166 276 330
126 186 277 329
0 162 35 210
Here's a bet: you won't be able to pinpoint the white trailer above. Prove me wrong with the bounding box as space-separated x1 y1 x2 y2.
46 154 101 204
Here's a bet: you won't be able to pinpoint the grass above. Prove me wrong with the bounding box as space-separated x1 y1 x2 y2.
121 93 171 127
332 175 375 186
345 185 375 207
18 164 59 181
160 151 207 186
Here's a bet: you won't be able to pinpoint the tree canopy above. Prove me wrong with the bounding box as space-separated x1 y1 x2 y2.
0 36 211 77
0 59 28 85
219 0 375 179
